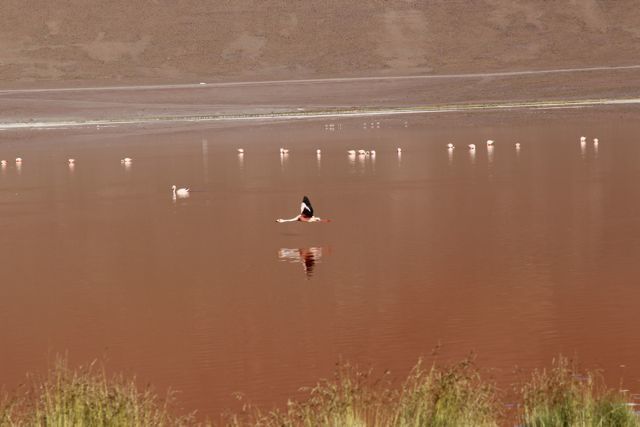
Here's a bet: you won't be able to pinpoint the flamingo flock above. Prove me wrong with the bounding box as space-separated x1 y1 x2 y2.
347 149 376 157
0 134 602 218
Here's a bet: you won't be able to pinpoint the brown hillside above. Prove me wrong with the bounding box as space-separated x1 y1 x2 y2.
2 1 640 84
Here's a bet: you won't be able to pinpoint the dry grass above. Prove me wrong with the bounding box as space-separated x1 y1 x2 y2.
0 356 193 426
225 357 500 427
521 356 639 427
0 355 637 426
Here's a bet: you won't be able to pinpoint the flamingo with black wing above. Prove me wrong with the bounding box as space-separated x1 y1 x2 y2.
276 196 331 223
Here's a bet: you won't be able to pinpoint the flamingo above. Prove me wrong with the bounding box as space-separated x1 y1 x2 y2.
397 147 402 153
15 157 22 163
68 158 75 165
280 148 289 155
580 136 586 143
486 139 494 146
515 143 521 149
447 143 454 149
238 148 245 154
593 138 599 144
1 160 7 166
121 157 132 164
468 144 476 150
172 185 190 199
276 196 331 223
347 150 356 155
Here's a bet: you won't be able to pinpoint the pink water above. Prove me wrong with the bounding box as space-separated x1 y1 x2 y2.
1 113 639 418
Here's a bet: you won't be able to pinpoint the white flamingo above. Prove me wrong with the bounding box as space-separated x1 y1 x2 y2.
15 157 22 163
68 158 75 165
580 136 586 143
468 144 476 150
121 157 132 164
237 148 244 154
486 140 494 146
447 143 454 149
172 185 190 199
276 196 331 223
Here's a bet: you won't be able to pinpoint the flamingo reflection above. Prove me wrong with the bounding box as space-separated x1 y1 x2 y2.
278 247 324 277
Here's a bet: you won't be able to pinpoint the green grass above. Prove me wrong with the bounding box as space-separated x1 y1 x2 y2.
1 355 637 426
522 356 639 427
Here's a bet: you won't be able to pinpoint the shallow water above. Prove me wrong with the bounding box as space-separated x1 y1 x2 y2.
1 115 639 418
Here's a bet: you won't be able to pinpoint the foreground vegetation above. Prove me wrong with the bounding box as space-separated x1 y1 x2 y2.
0 357 193 426
1 356 637 426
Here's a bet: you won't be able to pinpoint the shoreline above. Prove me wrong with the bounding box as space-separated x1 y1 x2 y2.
2 97 640 131
2 64 640 129
4 64 640 93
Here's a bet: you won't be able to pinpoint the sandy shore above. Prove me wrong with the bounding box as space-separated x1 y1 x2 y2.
2 66 640 129
2 2 640 127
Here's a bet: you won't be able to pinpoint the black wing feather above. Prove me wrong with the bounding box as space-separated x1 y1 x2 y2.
300 196 314 218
